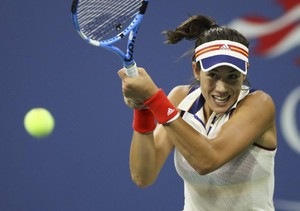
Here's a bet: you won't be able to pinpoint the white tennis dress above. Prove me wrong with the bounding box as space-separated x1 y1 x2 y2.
175 86 276 211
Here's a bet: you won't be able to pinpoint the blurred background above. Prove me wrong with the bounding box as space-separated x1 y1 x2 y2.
0 0 299 210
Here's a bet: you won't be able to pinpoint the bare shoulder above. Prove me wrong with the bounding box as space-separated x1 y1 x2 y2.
242 90 277 148
241 90 275 112
167 85 190 107
227 90 277 150
234 89 276 128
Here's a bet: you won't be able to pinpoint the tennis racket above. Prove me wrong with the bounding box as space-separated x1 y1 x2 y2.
71 0 149 77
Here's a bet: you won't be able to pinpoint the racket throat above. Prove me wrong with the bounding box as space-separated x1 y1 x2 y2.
124 31 137 65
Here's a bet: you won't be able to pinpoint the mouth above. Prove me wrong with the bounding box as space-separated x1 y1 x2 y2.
212 95 230 105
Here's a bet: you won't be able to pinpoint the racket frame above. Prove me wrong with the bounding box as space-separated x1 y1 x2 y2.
71 0 149 76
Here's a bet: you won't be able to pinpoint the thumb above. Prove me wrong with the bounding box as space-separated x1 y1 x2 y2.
117 68 127 79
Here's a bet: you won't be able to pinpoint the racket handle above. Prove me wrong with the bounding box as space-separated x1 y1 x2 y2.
125 63 138 77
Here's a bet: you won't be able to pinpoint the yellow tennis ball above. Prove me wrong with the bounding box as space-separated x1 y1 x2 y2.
24 108 55 138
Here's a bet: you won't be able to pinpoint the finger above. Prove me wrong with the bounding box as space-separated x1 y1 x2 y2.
117 68 127 79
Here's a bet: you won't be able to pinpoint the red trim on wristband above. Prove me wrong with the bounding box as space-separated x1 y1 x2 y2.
144 89 179 124
132 109 156 133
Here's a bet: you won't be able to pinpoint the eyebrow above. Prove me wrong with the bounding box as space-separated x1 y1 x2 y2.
210 68 239 73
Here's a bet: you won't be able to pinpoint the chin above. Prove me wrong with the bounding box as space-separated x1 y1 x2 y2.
211 101 234 114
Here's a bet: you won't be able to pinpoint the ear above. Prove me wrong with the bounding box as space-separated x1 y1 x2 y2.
243 62 250 81
192 61 200 80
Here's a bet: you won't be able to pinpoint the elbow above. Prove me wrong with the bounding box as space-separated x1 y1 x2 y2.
132 179 152 188
196 167 213 175
193 159 217 175
190 146 220 175
131 173 155 188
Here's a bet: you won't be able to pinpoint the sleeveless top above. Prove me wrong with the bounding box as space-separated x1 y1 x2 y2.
175 85 276 211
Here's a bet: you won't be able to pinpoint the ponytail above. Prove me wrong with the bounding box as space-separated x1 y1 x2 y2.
163 15 217 44
163 15 249 48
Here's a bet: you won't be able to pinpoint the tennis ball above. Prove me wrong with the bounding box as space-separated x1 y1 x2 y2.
24 108 55 138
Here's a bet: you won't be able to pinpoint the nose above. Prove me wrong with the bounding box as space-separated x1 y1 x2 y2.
215 80 227 93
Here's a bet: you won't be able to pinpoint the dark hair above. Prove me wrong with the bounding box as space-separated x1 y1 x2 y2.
162 15 250 87
163 15 249 50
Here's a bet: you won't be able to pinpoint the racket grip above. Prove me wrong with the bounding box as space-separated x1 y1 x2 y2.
125 63 138 77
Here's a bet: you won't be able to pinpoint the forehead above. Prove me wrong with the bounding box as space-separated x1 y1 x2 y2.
206 65 241 74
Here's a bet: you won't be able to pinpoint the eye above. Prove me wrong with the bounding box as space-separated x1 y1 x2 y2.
229 74 238 79
228 72 241 80
208 72 218 79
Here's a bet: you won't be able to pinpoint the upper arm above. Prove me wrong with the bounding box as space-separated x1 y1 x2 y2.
211 90 276 166
167 85 190 107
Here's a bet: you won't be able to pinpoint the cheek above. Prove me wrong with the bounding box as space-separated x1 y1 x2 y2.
199 81 209 95
200 82 213 100
200 77 213 87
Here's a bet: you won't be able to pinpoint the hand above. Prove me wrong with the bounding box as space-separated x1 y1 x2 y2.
118 67 159 102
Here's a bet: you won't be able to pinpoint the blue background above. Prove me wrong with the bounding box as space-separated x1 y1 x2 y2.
1 0 299 210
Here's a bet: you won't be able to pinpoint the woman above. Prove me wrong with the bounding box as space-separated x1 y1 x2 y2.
118 15 277 210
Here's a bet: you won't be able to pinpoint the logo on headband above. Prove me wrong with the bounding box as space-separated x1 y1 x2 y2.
195 43 249 59
220 44 230 51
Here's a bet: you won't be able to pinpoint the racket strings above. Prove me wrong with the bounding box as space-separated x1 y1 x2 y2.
76 0 142 41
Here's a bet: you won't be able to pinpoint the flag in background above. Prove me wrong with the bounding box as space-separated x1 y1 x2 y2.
228 0 300 66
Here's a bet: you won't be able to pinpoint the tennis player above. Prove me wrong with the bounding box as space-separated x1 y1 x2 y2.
118 15 277 211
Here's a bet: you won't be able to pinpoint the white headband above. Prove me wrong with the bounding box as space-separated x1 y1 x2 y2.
195 40 249 75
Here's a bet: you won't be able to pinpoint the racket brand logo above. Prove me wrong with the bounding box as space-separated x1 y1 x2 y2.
124 32 137 62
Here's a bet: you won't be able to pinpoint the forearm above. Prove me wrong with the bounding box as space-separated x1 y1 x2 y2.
130 131 159 187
